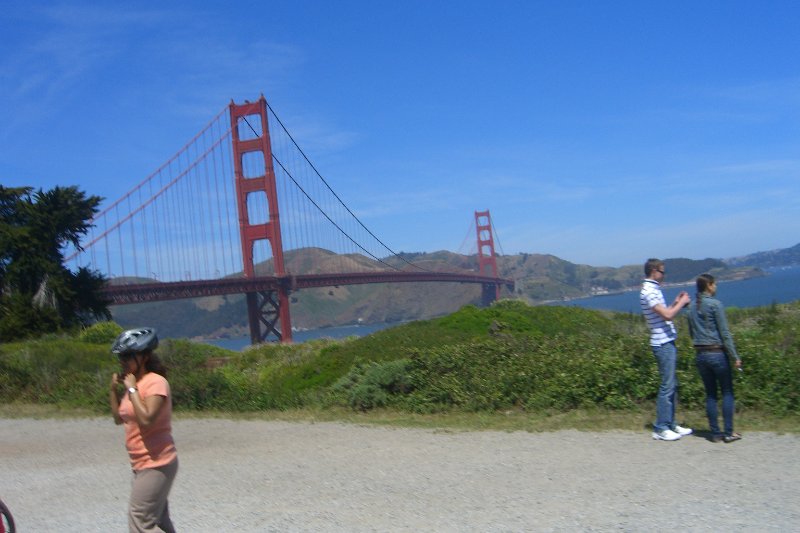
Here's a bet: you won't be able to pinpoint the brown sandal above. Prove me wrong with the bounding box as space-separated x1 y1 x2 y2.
723 433 742 443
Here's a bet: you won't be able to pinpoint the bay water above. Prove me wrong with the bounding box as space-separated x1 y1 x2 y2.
561 266 800 314
206 266 800 351
206 322 395 351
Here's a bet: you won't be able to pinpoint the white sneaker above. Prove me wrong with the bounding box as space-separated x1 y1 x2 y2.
652 429 682 441
673 425 693 436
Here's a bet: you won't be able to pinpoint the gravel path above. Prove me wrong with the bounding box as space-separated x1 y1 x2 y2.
2 417 799 532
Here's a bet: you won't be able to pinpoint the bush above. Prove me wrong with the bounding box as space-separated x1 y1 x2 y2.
1 300 798 418
0 338 114 409
396 335 662 413
330 359 413 410
79 321 123 344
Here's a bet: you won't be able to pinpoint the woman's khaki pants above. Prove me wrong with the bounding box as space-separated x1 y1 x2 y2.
129 459 178 533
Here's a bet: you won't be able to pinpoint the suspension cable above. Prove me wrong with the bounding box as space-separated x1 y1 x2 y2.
261 103 429 272
238 114 429 272
457 217 476 256
269 154 401 270
489 211 505 256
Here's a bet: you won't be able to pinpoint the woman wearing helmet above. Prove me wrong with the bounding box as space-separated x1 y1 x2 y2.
109 328 178 533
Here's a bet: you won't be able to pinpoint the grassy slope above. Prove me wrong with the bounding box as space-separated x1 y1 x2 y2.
1 300 798 432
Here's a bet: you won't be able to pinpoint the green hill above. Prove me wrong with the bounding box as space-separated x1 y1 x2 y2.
2 300 798 420
726 242 800 268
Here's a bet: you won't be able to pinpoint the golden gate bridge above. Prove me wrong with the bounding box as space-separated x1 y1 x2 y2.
66 95 514 344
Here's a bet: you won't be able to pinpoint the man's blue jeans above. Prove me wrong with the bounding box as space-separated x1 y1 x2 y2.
695 351 735 436
652 341 678 432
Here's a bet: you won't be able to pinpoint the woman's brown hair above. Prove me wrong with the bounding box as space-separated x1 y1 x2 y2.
695 273 715 309
143 351 168 378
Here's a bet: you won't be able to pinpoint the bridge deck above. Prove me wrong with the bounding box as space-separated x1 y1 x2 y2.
102 272 515 305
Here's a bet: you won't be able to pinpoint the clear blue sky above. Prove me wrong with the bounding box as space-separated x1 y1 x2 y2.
2 1 798 267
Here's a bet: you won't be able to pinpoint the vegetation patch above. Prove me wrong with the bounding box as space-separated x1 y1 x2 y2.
1 300 799 428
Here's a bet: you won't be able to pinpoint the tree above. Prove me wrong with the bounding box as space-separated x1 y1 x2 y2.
0 185 110 340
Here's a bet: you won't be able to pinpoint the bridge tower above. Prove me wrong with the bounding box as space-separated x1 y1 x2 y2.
229 96 293 343
475 210 501 306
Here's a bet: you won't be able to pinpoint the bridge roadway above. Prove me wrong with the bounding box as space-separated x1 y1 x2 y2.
101 272 516 305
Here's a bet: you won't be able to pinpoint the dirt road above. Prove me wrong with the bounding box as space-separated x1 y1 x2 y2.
2 418 798 531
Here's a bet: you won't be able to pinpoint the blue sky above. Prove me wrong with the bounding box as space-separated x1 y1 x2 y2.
2 1 799 267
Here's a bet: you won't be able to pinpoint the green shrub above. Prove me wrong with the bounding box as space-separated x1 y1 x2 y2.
0 338 115 409
331 359 413 410
1 300 798 417
79 321 124 344
396 335 664 413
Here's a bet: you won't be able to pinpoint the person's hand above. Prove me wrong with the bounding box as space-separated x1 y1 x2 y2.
735 359 743 371
675 291 691 307
110 373 120 390
123 374 137 389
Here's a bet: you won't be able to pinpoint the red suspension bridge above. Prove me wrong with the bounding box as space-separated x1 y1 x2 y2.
67 96 514 344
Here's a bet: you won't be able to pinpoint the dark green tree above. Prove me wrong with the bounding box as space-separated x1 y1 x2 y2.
0 185 110 340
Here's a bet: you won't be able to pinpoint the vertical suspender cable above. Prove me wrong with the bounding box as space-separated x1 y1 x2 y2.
150 171 162 280
115 204 124 278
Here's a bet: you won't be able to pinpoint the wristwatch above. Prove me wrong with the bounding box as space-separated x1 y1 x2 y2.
128 387 137 395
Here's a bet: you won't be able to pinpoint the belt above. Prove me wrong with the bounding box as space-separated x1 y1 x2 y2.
694 344 724 352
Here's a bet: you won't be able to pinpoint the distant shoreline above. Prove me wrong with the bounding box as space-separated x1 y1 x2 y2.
548 268 769 306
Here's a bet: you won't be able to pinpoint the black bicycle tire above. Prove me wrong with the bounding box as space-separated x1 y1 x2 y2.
0 498 15 533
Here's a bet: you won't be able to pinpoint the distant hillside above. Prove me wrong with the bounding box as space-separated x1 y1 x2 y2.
109 247 763 339
110 248 484 339
497 254 758 302
725 242 800 268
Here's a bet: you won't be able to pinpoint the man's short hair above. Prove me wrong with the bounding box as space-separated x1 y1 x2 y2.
644 258 664 277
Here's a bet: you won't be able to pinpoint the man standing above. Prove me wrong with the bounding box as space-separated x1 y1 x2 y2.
640 258 693 441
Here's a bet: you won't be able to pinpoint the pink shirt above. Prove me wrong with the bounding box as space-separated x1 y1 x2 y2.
119 372 177 471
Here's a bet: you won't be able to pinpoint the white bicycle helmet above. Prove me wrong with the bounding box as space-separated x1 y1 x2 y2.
111 327 158 357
